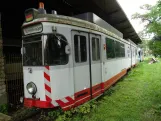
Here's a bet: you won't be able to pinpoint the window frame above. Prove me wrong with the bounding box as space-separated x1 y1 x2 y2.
106 37 115 59
105 36 126 60
91 37 100 61
74 34 88 63
120 42 125 57
22 35 43 66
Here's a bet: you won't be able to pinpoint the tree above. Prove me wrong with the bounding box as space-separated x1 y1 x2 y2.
132 1 161 37
132 0 161 57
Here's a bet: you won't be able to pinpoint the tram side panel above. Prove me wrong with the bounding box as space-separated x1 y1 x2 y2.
103 36 130 90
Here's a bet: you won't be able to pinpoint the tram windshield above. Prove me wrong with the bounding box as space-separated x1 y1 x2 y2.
23 36 42 66
44 34 68 65
22 34 68 66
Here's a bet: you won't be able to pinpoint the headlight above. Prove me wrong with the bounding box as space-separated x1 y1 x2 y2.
26 82 37 95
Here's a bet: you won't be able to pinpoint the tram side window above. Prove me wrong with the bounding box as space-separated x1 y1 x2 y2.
115 41 120 57
106 38 115 59
115 41 125 58
127 46 130 57
92 37 100 61
120 43 125 57
74 35 87 63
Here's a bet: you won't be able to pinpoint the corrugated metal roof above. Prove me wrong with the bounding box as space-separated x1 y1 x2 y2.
52 0 141 44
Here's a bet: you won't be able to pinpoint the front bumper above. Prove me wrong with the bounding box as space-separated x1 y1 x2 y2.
24 98 54 108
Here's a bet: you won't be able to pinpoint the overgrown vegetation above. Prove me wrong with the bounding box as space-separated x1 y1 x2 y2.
148 41 161 57
39 101 98 121
0 104 8 114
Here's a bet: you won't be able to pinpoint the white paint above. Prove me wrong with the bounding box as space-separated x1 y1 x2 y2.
49 67 74 100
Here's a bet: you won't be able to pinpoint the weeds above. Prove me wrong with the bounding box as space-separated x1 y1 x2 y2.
40 100 99 121
0 104 8 114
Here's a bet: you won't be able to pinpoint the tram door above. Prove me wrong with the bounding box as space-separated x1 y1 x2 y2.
72 31 102 104
89 34 102 98
72 31 91 103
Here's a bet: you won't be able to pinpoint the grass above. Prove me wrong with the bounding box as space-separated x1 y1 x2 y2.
70 57 161 121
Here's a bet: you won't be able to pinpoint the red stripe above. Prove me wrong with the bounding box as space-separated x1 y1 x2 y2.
46 95 52 102
24 98 55 108
56 100 66 107
101 83 105 92
44 72 50 82
45 84 51 93
65 96 74 102
45 66 50 70
101 83 104 89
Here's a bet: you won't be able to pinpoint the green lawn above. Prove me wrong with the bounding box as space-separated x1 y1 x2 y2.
70 58 161 121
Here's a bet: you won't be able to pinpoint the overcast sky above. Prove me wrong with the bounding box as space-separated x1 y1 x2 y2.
117 0 158 33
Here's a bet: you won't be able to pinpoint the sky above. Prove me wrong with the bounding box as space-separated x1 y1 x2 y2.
117 0 158 33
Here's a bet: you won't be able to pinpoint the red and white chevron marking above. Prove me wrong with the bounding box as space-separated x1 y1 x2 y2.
44 66 57 107
44 66 52 101
56 95 75 110
44 66 74 109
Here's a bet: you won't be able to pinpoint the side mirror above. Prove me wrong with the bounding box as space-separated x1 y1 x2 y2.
65 45 71 55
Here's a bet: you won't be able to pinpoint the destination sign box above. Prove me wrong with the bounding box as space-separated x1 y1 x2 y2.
23 24 43 35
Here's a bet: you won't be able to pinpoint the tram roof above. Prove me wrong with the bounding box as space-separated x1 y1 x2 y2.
23 14 133 44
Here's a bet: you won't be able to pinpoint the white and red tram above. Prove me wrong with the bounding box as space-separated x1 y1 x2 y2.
21 4 138 111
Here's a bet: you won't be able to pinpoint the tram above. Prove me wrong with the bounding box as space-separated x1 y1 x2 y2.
21 3 138 111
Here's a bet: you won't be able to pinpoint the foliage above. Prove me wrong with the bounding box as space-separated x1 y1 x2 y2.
48 109 62 119
132 1 161 56
132 0 161 38
148 40 161 57
137 40 151 56
55 101 98 121
0 104 8 114
38 100 98 121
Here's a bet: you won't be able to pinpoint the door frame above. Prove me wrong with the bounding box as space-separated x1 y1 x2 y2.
71 30 102 100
